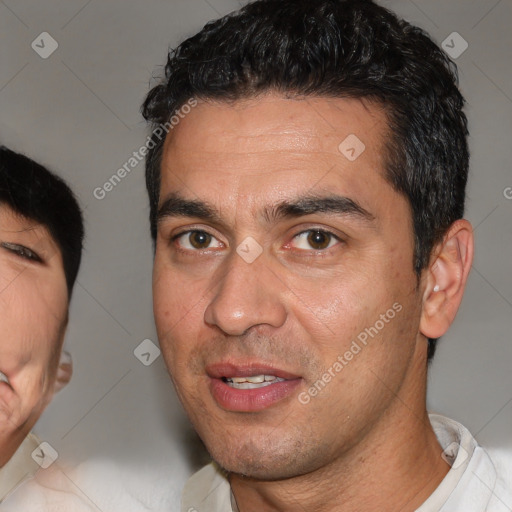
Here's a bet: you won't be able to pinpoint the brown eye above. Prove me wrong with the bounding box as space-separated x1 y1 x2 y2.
189 231 212 249
174 230 223 251
290 230 339 251
306 231 332 250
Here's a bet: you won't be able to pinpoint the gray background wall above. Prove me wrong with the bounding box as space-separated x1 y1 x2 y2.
1 0 511 510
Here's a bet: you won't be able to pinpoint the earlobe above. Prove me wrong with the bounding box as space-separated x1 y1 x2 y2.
420 220 474 339
53 350 73 394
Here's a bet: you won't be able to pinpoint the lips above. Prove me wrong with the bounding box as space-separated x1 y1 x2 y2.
206 362 302 412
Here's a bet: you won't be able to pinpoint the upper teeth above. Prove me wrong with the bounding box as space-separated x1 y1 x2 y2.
229 375 278 383
0 372 9 384
225 375 285 389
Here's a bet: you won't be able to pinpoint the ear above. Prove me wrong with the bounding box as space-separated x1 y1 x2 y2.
53 350 73 394
420 219 474 339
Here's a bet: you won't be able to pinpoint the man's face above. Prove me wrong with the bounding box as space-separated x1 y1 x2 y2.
0 205 68 466
153 95 425 479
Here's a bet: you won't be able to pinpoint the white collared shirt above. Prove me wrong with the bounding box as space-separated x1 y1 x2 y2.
181 414 512 512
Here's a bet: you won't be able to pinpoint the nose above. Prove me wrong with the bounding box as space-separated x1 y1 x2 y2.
203 249 287 336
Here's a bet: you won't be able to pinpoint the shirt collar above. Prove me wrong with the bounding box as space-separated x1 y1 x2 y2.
416 414 497 511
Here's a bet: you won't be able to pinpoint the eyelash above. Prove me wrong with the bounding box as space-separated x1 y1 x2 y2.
171 229 341 252
172 230 224 251
1 242 42 262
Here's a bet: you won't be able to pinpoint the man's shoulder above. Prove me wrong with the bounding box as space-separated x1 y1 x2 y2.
424 413 512 511
2 457 180 512
468 446 512 512
486 447 512 504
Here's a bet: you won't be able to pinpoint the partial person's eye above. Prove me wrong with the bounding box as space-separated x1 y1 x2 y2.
290 230 341 251
173 230 224 251
0 242 43 262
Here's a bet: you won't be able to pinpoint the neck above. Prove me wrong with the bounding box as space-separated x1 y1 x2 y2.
229 352 449 512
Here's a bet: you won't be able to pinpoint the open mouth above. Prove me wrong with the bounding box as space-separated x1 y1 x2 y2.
222 375 286 389
207 363 302 411
0 372 10 385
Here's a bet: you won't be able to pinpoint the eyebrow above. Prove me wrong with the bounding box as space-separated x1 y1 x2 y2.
264 195 375 223
157 192 375 227
157 193 222 225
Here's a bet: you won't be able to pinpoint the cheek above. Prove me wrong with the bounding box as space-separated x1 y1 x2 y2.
284 262 389 347
1 289 41 346
283 254 416 392
0 277 67 359
153 260 207 366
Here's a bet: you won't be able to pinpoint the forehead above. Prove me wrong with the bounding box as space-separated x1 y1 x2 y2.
159 94 401 223
164 93 388 164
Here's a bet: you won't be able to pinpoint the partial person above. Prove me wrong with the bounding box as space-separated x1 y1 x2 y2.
141 0 512 510
0 146 83 502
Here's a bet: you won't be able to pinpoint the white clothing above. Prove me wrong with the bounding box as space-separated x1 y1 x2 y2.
0 433 41 503
0 457 180 511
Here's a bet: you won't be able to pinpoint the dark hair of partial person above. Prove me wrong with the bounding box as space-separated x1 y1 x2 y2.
0 146 84 296
141 0 469 361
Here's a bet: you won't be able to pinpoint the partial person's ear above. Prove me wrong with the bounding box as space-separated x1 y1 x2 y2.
53 350 73 394
420 219 474 339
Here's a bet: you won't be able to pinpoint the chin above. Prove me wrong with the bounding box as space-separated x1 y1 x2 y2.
215 453 315 481
205 430 319 481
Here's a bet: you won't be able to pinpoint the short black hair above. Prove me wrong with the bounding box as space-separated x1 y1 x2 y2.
0 146 84 297
142 0 469 360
